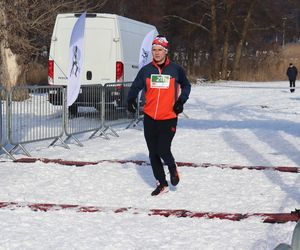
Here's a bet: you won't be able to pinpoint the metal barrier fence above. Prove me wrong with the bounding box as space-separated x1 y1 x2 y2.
0 87 13 159
8 85 66 157
88 82 134 139
64 82 135 142
126 90 145 129
0 82 139 160
63 84 103 145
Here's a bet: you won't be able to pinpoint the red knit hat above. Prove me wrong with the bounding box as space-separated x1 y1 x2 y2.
152 36 169 51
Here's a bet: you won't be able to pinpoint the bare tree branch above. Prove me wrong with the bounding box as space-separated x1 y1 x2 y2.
164 14 210 32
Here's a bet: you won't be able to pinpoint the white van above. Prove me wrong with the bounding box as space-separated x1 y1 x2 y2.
48 13 158 110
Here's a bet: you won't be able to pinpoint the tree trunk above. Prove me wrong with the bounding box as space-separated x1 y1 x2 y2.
232 1 256 79
210 0 218 81
0 2 26 91
0 44 24 91
221 0 234 80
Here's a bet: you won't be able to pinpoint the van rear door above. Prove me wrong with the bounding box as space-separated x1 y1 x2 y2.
83 16 117 85
50 14 118 86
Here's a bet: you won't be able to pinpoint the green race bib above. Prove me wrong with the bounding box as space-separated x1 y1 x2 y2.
150 74 170 89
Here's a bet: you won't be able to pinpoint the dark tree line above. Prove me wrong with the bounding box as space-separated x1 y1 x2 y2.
0 0 300 88
90 0 300 81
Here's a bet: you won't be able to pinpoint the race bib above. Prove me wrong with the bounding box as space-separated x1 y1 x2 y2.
150 74 170 89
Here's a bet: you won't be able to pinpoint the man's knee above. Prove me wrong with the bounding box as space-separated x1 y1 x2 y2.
158 151 174 166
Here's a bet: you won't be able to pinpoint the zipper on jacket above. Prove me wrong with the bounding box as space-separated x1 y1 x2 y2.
153 67 162 119
152 59 169 119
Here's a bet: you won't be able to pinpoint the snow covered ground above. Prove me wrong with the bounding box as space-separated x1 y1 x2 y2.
1 81 300 249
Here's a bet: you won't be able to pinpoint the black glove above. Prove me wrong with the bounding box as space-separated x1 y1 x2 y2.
127 98 137 113
173 98 184 115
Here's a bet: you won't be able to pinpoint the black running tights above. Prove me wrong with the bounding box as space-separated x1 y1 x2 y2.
143 114 177 184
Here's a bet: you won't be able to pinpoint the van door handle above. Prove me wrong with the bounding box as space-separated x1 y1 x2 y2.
86 71 92 80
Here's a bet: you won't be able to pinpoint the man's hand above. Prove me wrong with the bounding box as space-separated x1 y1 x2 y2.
173 98 184 114
127 98 137 113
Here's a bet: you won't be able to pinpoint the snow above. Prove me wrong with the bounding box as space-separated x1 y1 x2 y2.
1 81 300 249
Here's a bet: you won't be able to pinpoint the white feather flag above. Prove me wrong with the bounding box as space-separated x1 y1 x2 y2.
67 12 86 107
138 29 156 69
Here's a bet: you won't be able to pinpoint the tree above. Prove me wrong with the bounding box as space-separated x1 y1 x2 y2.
232 0 256 79
162 0 213 80
210 0 218 81
220 0 234 80
0 0 108 90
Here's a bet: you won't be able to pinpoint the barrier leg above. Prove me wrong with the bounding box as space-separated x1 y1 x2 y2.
63 135 83 147
49 137 70 149
292 220 300 249
9 144 31 157
0 146 16 160
274 243 292 250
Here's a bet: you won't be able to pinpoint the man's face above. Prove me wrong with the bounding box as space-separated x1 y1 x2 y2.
152 46 167 65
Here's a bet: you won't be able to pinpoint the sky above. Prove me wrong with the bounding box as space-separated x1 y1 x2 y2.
0 81 300 250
